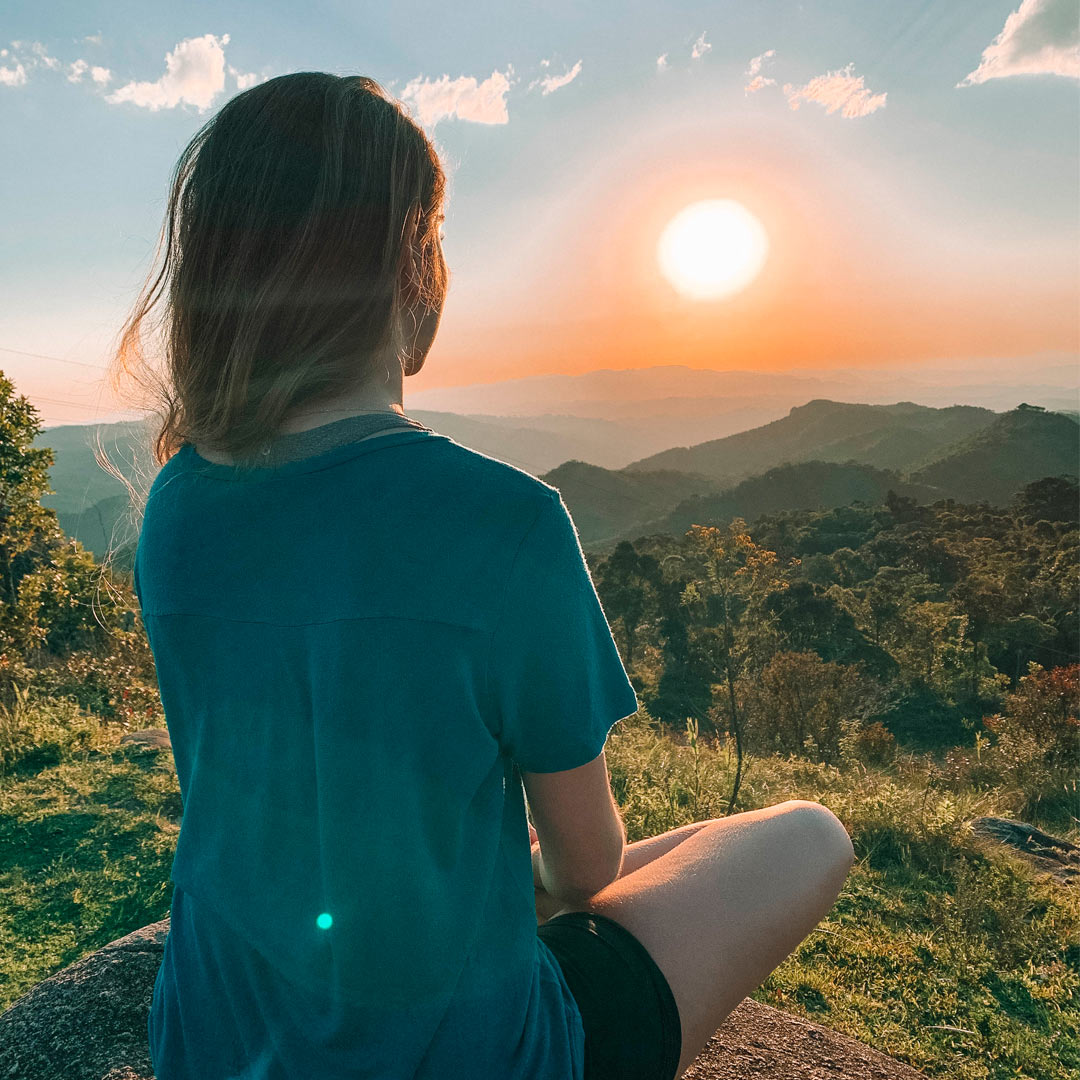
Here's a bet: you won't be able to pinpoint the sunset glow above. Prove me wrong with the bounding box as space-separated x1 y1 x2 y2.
2 4 1076 420
657 199 770 301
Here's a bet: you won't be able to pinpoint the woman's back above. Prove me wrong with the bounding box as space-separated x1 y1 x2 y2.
138 416 640 1079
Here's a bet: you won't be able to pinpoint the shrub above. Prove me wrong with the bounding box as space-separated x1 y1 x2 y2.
980 664 1079 824
844 719 896 766
739 651 883 765
0 690 112 778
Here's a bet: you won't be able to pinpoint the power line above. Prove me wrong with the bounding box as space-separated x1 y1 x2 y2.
0 345 107 371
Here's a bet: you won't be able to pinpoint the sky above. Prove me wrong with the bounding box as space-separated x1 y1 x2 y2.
1 0 1077 427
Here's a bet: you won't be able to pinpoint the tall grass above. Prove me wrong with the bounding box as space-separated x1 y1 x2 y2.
1 700 1076 1079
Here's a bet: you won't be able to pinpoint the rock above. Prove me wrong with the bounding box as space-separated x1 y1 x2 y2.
0 919 927 1079
0 920 166 1080
118 730 171 753
681 999 927 1079
968 815 1080 885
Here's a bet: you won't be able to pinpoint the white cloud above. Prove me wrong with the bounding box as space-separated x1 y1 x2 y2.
2 39 61 80
228 63 260 89
746 49 776 77
657 52 668 70
528 59 582 95
399 68 513 128
691 31 711 60
782 61 887 118
91 66 111 85
0 61 26 87
105 32 230 112
28 41 60 70
67 58 89 82
744 49 777 93
745 75 776 94
957 0 1079 86
84 32 103 46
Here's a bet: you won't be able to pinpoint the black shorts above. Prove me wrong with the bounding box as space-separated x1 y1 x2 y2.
538 911 682 1080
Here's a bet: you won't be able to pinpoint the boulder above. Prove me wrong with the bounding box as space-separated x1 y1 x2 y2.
0 919 927 1079
118 730 172 753
968 816 1080 885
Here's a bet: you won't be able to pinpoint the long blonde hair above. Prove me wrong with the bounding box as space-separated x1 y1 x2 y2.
107 71 448 489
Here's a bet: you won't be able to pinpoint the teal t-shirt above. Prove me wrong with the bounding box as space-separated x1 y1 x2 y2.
136 414 640 1079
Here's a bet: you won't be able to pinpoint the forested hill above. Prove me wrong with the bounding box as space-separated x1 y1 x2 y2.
546 404 1078 546
622 400 997 483
910 404 1080 504
537 461 715 543
633 462 940 544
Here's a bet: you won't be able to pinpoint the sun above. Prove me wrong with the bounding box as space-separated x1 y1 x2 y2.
657 199 769 300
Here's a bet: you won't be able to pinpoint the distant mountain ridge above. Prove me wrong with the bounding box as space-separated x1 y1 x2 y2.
543 402 1078 546
910 404 1079 503
623 400 997 482
620 462 940 545
33 399 1079 560
407 359 1079 417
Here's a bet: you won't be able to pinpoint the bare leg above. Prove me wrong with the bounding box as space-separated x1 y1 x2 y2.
543 801 856 1079
535 819 715 926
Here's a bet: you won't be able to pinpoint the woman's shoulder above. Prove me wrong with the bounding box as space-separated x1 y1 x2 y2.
422 431 560 516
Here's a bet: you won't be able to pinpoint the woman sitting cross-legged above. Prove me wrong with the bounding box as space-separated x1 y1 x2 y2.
121 71 856 1080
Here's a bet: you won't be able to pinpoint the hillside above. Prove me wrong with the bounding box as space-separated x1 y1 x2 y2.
33 413 647 560
32 422 152 518
623 400 997 484
910 404 1080 504
627 461 940 542
538 460 715 544
33 412 626 517
554 403 1077 546
36 401 1079 559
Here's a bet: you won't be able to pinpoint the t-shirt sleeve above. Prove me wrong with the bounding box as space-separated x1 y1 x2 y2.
487 490 640 773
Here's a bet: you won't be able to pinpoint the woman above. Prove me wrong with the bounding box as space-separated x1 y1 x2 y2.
121 72 855 1080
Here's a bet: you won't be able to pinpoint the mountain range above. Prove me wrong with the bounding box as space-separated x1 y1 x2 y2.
546 402 1077 546
32 399 1079 561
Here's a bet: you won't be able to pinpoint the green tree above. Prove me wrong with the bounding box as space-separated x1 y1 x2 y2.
647 570 714 734
739 650 882 764
763 579 896 679
0 373 68 662
1013 475 1079 525
0 371 140 708
595 540 660 669
674 520 786 814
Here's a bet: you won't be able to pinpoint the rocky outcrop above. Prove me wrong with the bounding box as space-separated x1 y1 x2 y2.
0 921 166 1080
969 816 1080 885
0 919 926 1080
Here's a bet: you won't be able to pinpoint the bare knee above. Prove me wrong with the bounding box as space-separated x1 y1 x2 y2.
775 799 855 868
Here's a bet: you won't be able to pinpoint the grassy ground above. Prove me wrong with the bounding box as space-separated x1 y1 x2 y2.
0 699 1076 1080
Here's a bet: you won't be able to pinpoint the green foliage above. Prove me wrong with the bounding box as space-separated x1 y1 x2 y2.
0 709 180 1009
0 691 114 779
0 373 70 661
738 650 885 764
1013 475 1080 525
943 663 1080 828
600 476 1078 761
610 718 1078 1080
10 378 1080 1076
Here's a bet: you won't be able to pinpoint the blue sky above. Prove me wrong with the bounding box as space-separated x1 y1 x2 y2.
1 0 1077 426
